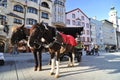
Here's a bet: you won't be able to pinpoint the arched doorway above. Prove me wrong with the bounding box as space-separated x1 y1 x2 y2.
0 36 5 52
0 41 4 52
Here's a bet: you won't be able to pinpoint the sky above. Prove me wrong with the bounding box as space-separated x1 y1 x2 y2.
66 0 120 20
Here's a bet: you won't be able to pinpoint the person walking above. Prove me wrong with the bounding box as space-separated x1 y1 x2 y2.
12 44 19 55
94 45 99 56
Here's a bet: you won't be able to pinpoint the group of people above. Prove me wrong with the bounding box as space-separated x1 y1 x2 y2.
90 45 99 56
75 38 100 56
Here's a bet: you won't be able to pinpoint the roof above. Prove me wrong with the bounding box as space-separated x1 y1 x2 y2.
102 19 113 24
57 27 83 38
7 12 24 19
66 8 89 19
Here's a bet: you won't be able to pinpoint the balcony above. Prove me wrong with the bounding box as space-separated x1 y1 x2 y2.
40 7 51 14
52 21 66 27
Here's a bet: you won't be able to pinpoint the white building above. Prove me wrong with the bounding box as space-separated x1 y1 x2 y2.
102 20 117 48
108 6 120 49
108 7 118 28
90 18 104 50
66 8 91 50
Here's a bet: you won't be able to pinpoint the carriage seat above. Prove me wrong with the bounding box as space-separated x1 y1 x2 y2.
59 32 77 46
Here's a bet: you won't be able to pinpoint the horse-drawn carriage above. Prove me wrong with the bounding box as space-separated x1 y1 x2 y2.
11 22 83 78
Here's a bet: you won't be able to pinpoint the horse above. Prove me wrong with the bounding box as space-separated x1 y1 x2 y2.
28 22 77 78
11 24 28 45
10 25 28 54
10 24 52 71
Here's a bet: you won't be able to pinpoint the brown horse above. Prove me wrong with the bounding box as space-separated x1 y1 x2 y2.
11 24 51 71
28 22 77 78
11 24 28 45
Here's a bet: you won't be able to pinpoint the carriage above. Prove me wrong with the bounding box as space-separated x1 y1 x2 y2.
56 27 83 62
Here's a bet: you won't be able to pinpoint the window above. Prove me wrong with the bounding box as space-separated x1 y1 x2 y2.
27 7 37 14
0 0 7 7
86 23 89 28
87 30 89 35
81 16 84 20
26 18 37 25
72 20 75 25
83 37 85 42
67 19 70 25
0 15 6 20
29 0 38 3
41 2 49 8
54 0 64 6
14 18 22 24
41 12 49 19
13 5 23 13
72 14 75 18
0 15 6 25
87 37 89 42
77 21 81 26
82 22 85 27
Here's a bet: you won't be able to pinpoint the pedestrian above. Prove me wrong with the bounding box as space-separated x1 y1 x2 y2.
12 44 19 55
94 45 99 56
105 46 108 52
91 47 95 55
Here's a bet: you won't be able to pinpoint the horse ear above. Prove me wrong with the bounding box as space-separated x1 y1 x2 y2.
43 23 48 30
21 24 24 28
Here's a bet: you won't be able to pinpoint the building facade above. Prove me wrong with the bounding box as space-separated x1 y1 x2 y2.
66 8 91 50
0 0 58 52
90 18 104 50
102 20 117 48
108 6 120 49
52 0 66 28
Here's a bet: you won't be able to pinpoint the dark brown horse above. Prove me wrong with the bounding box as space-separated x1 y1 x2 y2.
10 24 52 71
11 25 28 45
28 22 77 78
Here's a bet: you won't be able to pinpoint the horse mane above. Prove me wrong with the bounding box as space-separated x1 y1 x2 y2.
12 24 25 33
46 25 56 37
30 23 40 35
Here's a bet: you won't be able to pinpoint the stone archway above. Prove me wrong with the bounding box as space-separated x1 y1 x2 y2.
0 35 8 52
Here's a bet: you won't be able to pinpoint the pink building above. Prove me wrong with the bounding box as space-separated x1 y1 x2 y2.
66 8 91 50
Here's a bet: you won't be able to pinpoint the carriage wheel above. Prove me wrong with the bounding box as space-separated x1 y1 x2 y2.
0 60 4 66
77 52 82 62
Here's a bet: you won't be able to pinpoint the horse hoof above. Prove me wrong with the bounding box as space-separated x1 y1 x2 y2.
39 68 42 71
55 75 59 78
67 64 71 67
34 68 37 71
34 66 38 71
71 65 74 67
50 72 55 75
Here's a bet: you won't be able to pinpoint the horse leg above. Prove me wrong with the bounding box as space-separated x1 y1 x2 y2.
55 52 60 78
33 50 38 71
50 53 55 75
68 52 72 67
48 56 51 65
38 51 42 71
71 52 75 66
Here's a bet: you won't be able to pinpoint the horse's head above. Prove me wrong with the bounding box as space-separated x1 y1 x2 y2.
28 22 55 48
11 24 28 45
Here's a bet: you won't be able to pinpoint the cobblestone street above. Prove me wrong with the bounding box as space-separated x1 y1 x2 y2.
0 52 120 80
